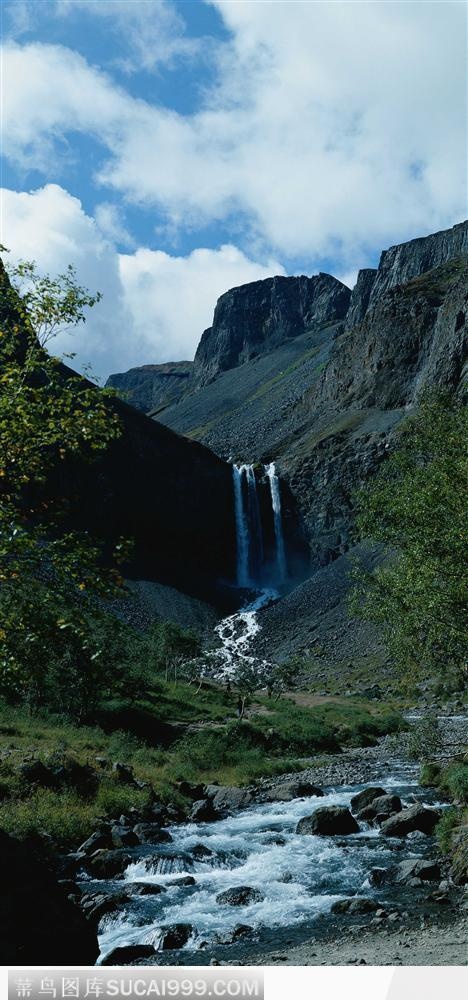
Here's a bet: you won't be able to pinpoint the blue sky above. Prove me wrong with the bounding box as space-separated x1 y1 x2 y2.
1 1 466 379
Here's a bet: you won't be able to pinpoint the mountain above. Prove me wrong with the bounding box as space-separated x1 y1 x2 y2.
108 221 467 573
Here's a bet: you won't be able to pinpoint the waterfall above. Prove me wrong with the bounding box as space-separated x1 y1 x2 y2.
265 462 287 583
232 464 250 587
246 465 264 582
233 461 287 587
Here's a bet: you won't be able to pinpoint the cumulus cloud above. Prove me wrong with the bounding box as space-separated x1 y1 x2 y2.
0 184 283 377
2 1 466 269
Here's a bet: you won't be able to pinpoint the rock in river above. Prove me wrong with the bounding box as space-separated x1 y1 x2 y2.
350 787 387 813
101 944 156 965
264 781 324 802
297 806 359 836
381 804 440 837
216 886 265 906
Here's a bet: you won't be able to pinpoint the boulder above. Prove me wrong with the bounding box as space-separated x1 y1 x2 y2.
111 825 139 849
133 823 173 845
216 886 265 906
211 786 253 812
160 924 193 949
350 787 387 813
0 830 99 964
177 781 205 800
189 799 219 822
129 883 167 896
381 804 440 837
167 876 196 887
395 859 441 883
357 794 402 824
368 867 395 887
331 897 380 915
101 944 156 965
191 843 215 860
296 806 359 836
80 892 128 923
77 830 112 855
264 781 324 802
215 924 254 944
19 760 58 789
112 762 135 785
85 850 132 878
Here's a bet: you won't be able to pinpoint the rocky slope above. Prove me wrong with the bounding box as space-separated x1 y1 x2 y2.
107 361 193 416
106 221 467 658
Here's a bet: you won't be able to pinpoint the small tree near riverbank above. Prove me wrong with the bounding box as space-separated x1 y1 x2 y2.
352 392 467 690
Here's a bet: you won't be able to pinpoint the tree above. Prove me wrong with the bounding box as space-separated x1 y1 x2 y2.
0 254 124 714
147 620 201 683
352 391 467 687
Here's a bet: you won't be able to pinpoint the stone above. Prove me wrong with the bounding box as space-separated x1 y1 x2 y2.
357 795 402 824
80 892 128 923
216 886 265 906
368 867 395 887
210 786 253 812
167 876 196 887
160 924 193 950
296 806 359 836
133 823 173 845
0 829 99 964
331 897 380 915
77 830 112 855
381 804 440 837
191 843 215 859
350 787 387 813
177 781 206 800
264 781 324 802
85 850 132 878
395 859 441 883
189 799 219 822
112 762 135 785
101 944 156 965
110 825 139 849
129 883 166 896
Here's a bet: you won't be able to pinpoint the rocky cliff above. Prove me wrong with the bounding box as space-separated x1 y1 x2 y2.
194 273 351 384
107 361 193 416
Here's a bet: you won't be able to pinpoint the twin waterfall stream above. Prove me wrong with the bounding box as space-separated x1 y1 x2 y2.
214 463 287 679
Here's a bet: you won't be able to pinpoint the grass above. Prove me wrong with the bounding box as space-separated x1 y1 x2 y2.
419 758 468 881
0 690 404 850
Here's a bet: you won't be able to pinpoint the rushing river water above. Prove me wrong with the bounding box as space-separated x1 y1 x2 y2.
90 766 444 964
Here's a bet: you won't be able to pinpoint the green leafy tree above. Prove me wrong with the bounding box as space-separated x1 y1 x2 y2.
0 254 124 714
352 392 467 686
147 620 201 682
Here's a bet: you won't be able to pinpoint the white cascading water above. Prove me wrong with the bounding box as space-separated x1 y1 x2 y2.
265 462 287 583
232 464 250 587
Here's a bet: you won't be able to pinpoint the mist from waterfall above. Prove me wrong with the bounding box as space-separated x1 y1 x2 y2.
232 462 287 588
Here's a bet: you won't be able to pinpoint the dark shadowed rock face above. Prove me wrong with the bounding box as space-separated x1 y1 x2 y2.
194 273 351 384
0 830 99 965
107 361 193 416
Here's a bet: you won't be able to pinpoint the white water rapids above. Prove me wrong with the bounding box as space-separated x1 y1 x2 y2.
94 768 442 962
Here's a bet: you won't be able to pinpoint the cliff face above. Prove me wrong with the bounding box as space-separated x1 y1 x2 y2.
155 221 467 572
107 361 193 416
193 273 351 385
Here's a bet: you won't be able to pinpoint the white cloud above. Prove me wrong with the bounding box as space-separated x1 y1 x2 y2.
0 184 283 377
3 1 466 270
55 0 200 73
119 244 285 364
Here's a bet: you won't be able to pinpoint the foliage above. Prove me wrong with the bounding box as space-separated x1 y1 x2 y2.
352 392 468 685
435 806 461 853
146 620 201 681
0 255 124 714
407 712 442 762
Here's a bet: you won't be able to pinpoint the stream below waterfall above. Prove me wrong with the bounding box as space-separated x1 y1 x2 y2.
90 765 448 965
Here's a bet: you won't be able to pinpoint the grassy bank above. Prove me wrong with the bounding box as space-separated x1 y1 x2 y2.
0 686 404 850
420 759 468 884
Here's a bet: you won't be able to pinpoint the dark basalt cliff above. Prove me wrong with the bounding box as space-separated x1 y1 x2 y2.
107 360 193 416
193 273 351 384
